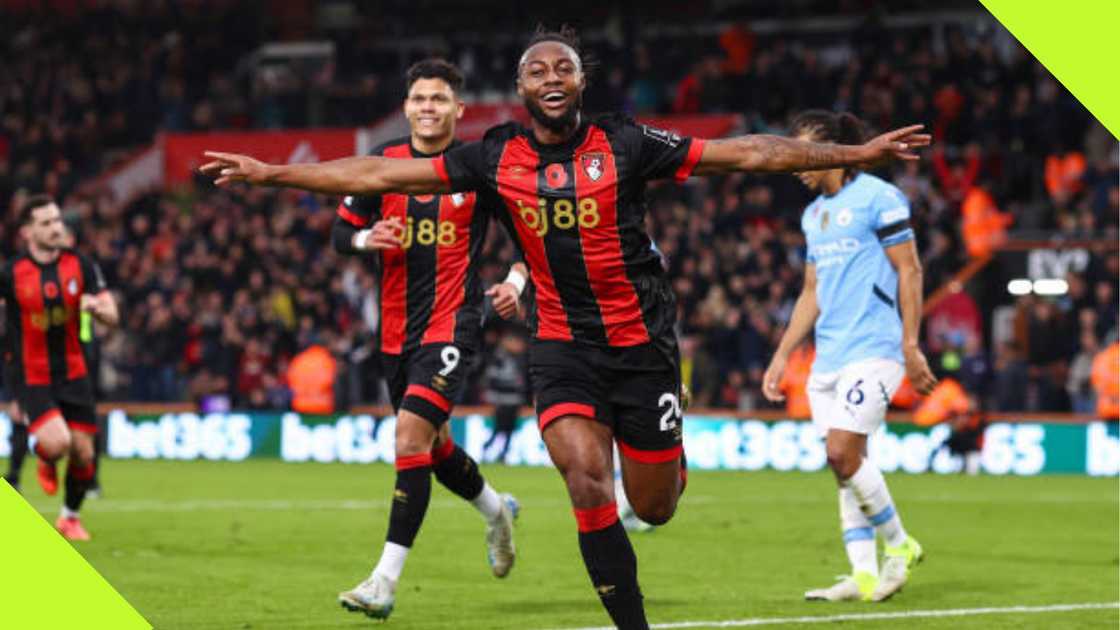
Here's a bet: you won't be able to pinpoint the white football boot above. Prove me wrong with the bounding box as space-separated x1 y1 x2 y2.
871 536 924 602
487 493 519 577
805 571 877 602
339 572 396 619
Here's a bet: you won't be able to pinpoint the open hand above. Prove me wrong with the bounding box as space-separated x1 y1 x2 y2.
199 151 270 186
861 125 932 165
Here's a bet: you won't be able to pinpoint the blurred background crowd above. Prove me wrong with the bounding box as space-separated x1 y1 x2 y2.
0 0 1115 415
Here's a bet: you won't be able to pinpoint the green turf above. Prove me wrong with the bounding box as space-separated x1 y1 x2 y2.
11 459 1119 629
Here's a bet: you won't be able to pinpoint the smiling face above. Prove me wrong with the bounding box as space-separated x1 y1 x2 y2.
517 41 585 133
403 77 463 143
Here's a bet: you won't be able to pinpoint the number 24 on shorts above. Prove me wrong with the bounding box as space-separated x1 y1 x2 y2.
658 392 682 431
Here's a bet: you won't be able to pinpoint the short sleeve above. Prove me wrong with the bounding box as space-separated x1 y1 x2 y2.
337 194 381 228
80 254 108 293
799 211 817 264
435 141 488 193
872 186 914 247
630 122 706 182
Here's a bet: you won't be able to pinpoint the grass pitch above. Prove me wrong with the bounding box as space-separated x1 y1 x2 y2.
13 459 1120 629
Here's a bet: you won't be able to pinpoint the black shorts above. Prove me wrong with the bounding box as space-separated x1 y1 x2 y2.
530 337 684 463
382 343 472 427
21 378 97 435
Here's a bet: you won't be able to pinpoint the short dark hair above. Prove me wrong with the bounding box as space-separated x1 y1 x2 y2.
405 58 464 94
521 24 597 81
789 110 867 145
20 194 56 225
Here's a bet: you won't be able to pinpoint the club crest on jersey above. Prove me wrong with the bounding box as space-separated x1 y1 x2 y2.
67 278 79 296
581 153 605 181
836 208 853 227
450 193 466 207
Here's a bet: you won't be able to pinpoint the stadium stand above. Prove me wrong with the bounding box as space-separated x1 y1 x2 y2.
0 2 1115 413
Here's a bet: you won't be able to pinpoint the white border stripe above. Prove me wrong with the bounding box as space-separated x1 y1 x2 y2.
543 602 1119 630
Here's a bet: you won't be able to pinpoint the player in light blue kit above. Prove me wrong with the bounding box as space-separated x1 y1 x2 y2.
763 111 938 603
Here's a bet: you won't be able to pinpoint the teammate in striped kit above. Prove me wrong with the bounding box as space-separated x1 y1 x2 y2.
201 27 930 629
0 195 118 540
329 60 524 621
763 110 937 603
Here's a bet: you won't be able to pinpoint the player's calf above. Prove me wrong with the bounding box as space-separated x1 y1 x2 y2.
618 452 684 526
430 434 519 577
57 431 97 538
575 504 649 630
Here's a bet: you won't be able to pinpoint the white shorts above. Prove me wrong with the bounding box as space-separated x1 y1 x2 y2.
807 357 905 437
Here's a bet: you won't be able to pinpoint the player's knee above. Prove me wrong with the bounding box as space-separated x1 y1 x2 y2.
562 467 612 507
632 495 677 526
395 414 437 457
826 446 860 479
34 426 71 459
396 433 433 458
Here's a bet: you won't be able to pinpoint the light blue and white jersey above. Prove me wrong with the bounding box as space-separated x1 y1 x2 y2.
801 173 915 374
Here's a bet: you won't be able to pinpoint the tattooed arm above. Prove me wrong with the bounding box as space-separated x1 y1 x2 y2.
200 152 449 196
692 125 930 175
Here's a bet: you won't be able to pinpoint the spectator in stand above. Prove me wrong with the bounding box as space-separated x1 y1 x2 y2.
1090 340 1119 420
0 4 1113 414
1067 329 1100 414
481 329 529 465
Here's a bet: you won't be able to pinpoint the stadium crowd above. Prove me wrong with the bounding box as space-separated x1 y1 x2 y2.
0 2 1116 413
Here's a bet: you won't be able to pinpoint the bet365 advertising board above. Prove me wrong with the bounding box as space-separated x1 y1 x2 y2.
0 410 1115 476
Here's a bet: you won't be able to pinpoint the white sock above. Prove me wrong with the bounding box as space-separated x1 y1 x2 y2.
847 458 908 548
372 541 409 582
60 506 79 520
614 472 632 518
838 486 877 576
471 482 503 522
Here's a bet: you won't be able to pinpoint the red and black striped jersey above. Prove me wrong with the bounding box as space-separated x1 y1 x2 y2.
0 250 107 387
434 114 705 347
337 138 493 355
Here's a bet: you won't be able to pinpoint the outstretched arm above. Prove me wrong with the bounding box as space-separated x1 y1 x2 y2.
200 152 450 196
693 125 931 176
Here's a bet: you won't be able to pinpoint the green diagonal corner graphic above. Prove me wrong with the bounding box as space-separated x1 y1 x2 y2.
981 0 1120 139
0 482 150 629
